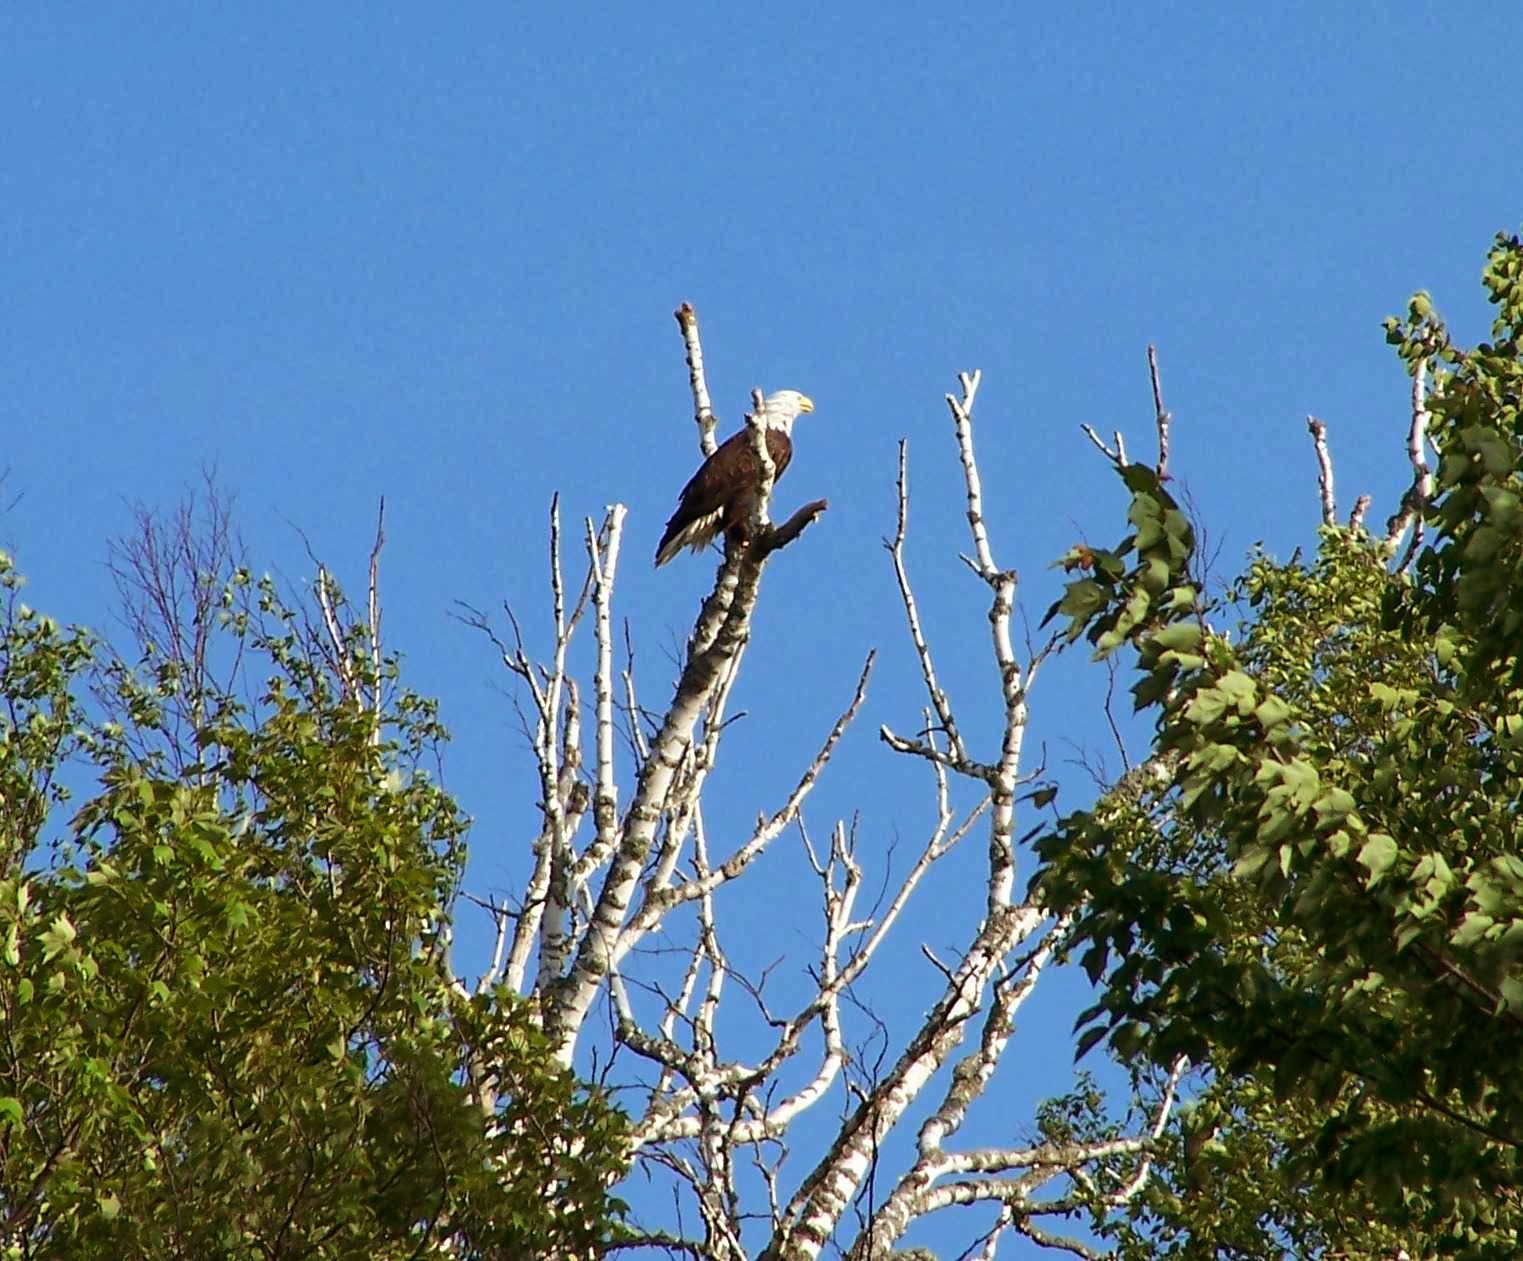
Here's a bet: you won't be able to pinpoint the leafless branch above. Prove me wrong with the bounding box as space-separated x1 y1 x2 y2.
1102 1055 1188 1206
1306 415 1337 526
945 373 1025 910
1149 345 1172 478
460 334 1180 1258
676 302 719 457
1349 493 1372 533
588 507 628 864
104 470 246 763
1385 355 1435 571
745 387 777 544
885 440 969 765
367 497 385 719
1080 424 1123 467
757 500 829 559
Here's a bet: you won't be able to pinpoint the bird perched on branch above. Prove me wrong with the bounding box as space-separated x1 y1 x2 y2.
654 389 815 566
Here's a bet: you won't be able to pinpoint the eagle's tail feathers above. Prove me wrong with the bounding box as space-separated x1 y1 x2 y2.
654 507 725 568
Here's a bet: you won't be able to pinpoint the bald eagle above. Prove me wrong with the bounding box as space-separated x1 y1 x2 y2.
654 389 815 567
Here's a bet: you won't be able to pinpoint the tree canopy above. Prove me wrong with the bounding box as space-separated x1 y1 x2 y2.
1035 229 1523 1256
0 545 626 1258
8 228 1523 1259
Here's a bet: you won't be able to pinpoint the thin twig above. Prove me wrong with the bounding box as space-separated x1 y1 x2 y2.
367 497 385 720
884 440 968 765
1148 345 1172 478
1079 424 1123 467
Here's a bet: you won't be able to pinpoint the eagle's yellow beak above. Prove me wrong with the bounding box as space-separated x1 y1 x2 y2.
798 395 815 414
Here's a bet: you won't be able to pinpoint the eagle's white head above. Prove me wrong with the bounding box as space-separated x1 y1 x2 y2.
759 389 815 435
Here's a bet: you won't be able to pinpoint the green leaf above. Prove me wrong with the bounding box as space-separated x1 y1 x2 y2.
1051 579 1105 620
1357 834 1400 886
1500 974 1523 1015
1185 686 1229 725
1075 1024 1108 1060
1232 846 1273 879
1215 670 1258 713
1151 622 1204 653
1453 911 1496 948
1120 463 1162 495
1254 695 1294 730
40 913 77 962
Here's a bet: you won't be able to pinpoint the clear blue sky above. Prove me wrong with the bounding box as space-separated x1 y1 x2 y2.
4 6 1519 1255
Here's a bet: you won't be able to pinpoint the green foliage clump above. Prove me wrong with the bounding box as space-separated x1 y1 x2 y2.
1035 231 1523 1256
0 556 626 1258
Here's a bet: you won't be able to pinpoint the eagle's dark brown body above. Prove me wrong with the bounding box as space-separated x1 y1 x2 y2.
654 427 793 566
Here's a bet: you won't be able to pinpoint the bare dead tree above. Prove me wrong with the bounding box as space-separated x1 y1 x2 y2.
103 470 246 769
85 297 1451 1259
452 309 1188 1260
